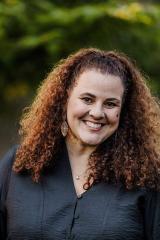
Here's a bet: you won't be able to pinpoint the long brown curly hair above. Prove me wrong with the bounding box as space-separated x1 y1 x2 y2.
13 48 160 190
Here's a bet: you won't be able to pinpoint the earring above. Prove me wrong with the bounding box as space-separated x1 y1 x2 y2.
61 121 68 137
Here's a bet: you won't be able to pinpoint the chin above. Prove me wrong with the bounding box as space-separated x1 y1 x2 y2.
80 137 103 146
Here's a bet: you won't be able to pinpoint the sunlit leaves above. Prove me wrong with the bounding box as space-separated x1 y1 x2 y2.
0 0 160 112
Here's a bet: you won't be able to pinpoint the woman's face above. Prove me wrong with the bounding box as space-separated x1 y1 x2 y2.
66 69 124 147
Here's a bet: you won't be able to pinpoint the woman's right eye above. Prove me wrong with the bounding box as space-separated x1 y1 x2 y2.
81 97 92 104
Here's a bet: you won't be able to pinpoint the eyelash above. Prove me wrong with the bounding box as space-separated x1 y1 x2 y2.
81 98 117 107
81 97 92 103
105 102 116 107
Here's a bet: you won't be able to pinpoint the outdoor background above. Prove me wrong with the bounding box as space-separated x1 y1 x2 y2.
0 0 160 157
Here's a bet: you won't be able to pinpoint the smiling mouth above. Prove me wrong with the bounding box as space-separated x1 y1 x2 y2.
83 120 105 130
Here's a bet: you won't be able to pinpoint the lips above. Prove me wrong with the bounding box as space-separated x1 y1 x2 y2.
83 120 105 130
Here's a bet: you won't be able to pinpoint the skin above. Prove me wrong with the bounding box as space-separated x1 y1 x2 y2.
66 69 124 148
65 69 124 194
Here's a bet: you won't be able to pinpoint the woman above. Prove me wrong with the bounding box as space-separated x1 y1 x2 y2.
0 48 160 239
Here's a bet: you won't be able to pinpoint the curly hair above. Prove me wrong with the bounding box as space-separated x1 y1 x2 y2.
13 48 160 190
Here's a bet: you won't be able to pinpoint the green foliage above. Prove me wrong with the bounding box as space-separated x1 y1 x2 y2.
0 0 160 114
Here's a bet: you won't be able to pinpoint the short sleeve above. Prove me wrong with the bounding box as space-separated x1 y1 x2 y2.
144 189 160 240
0 146 18 239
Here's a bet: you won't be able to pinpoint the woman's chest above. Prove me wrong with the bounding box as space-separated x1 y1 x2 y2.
6 174 145 240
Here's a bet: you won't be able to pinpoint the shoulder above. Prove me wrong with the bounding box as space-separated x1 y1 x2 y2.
0 145 19 207
144 188 160 209
142 188 160 238
0 145 19 179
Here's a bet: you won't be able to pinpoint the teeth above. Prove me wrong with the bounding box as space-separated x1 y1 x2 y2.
85 121 102 129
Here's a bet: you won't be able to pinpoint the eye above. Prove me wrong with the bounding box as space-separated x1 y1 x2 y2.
81 97 93 104
104 102 116 108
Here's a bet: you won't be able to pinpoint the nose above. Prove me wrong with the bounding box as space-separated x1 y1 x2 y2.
89 104 105 119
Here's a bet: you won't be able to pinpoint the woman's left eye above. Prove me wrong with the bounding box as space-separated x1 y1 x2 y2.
104 102 116 107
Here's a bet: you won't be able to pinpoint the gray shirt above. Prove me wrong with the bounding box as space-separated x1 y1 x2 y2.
0 144 160 239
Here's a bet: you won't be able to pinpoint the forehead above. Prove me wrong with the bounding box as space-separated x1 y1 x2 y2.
71 69 124 99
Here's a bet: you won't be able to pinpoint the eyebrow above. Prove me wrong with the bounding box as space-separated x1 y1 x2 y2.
80 93 121 102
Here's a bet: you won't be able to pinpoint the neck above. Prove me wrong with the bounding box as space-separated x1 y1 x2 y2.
65 135 96 160
65 134 97 176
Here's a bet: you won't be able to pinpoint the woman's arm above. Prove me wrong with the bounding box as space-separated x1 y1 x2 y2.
144 189 160 239
0 146 18 239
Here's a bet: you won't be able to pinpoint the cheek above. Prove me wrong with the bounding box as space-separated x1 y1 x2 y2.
67 101 88 119
106 109 121 125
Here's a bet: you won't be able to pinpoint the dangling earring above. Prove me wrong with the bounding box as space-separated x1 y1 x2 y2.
61 121 68 137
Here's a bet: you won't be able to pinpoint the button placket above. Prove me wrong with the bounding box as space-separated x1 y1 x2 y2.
67 195 84 239
73 195 83 220
74 213 80 219
74 200 79 220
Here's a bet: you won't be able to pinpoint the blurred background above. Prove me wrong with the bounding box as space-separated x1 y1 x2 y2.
0 0 160 157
